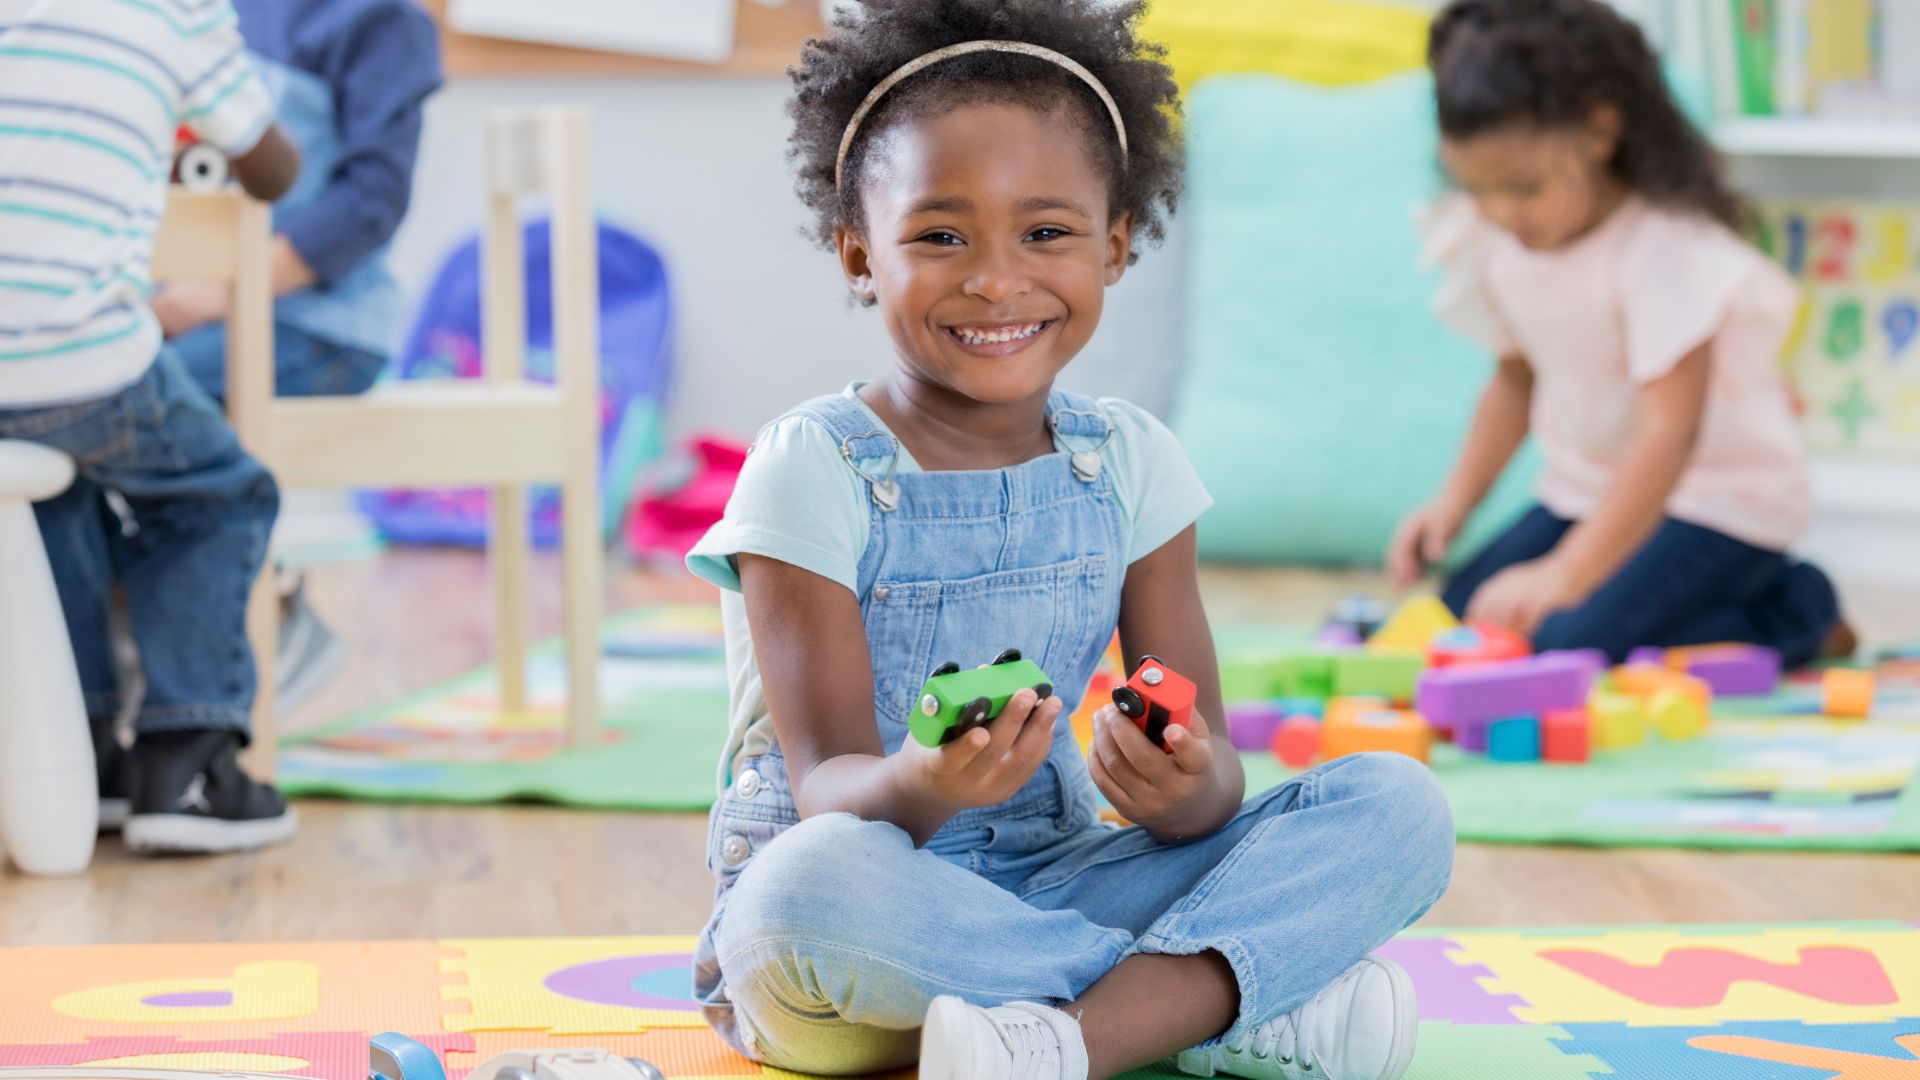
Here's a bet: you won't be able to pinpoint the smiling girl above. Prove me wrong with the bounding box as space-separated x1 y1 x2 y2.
681 2 1453 1079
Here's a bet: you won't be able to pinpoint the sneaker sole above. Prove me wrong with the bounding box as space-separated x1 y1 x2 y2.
919 996 985 1080
124 808 299 854
97 798 129 832
1371 957 1420 1080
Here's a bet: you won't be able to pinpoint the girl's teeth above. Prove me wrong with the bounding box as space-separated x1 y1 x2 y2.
958 323 1042 345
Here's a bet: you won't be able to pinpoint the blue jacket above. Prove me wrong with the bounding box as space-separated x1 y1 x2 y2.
237 0 443 355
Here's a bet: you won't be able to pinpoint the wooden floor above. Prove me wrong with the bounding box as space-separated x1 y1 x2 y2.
4 552 1917 947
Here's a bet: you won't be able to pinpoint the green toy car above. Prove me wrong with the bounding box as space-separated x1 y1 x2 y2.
908 649 1055 748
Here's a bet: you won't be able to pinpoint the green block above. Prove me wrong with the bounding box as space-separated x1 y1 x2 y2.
1332 652 1424 704
1219 654 1285 703
1276 653 1336 698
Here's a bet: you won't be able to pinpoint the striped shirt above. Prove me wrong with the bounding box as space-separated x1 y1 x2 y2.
0 0 274 406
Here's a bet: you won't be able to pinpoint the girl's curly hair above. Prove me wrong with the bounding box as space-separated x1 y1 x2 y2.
787 0 1183 264
1431 0 1745 230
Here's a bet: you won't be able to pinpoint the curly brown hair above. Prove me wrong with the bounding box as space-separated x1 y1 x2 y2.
1430 0 1745 229
786 0 1183 264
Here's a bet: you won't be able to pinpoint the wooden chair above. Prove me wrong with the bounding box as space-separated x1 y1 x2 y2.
153 106 604 777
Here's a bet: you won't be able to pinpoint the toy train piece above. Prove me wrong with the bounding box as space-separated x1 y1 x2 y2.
909 648 1055 748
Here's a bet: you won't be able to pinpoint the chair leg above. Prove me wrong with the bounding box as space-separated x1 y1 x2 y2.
492 485 530 715
241 562 279 779
560 470 601 748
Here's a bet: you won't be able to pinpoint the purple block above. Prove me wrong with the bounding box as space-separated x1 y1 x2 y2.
1684 646 1781 697
1315 624 1364 647
1626 645 1667 667
1416 653 1590 730
1227 703 1286 751
1454 715 1492 753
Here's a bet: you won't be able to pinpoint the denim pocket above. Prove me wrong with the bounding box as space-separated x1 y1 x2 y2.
0 393 136 466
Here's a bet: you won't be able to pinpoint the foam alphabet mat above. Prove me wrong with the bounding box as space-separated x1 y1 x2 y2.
3 924 1918 1078
278 606 1920 851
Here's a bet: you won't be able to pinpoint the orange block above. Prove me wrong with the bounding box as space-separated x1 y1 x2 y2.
1611 664 1712 713
1321 706 1432 764
1823 668 1876 719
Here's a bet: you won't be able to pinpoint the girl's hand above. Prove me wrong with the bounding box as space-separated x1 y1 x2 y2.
1088 703 1221 838
1388 498 1468 588
895 689 1062 812
1466 556 1583 637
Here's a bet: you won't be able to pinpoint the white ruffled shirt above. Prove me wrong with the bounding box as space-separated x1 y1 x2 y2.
1422 194 1810 552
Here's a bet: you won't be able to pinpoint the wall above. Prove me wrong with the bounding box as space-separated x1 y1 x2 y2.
386 76 1189 440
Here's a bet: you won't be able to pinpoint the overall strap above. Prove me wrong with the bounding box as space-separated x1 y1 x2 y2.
773 391 903 512
1047 389 1114 484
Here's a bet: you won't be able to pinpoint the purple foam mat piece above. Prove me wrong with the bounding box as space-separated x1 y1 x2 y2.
1227 703 1286 751
1372 937 1528 1024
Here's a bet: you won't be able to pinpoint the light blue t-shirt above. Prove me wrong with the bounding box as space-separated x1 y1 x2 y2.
685 383 1213 788
689 384 1212 593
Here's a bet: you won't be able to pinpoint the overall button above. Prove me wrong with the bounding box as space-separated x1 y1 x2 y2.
734 768 762 800
721 833 752 867
873 585 891 601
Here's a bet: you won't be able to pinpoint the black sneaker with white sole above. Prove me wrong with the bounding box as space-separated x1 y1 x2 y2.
124 730 298 854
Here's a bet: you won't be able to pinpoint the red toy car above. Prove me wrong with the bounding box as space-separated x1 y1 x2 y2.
1110 654 1197 751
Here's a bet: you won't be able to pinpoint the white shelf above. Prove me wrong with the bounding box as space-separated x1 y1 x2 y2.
1714 116 1920 159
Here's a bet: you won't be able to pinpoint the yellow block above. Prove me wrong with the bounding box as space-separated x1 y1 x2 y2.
1649 688 1706 741
1588 691 1646 750
1612 664 1712 713
1139 0 1432 93
1367 595 1459 654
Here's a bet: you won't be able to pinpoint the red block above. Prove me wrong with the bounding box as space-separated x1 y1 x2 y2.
1428 620 1532 668
1271 716 1322 768
1543 707 1590 764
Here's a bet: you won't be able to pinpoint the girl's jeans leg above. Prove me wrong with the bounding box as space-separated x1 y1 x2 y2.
711 754 1453 1072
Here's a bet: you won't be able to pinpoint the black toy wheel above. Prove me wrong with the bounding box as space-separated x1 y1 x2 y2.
959 696 994 728
1136 653 1163 667
991 648 1023 665
1033 682 1054 701
1111 685 1146 718
929 661 960 678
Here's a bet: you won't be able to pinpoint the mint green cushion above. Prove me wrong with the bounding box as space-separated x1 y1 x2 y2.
1173 73 1539 565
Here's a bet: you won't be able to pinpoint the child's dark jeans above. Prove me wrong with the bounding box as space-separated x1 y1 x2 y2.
1444 504 1840 667
0 347 279 738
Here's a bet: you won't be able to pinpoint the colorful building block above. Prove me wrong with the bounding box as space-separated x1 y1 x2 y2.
1453 715 1493 753
1626 646 1667 667
1542 648 1610 680
1219 654 1287 703
1271 716 1323 767
1332 651 1425 704
1414 653 1591 731
1487 717 1540 762
1823 668 1876 719
1588 691 1647 749
1327 594 1388 640
1674 644 1781 697
1428 621 1531 668
1542 708 1590 763
1321 706 1432 764
1649 688 1706 741
1611 664 1711 713
1277 652 1339 698
1274 696 1326 719
1367 595 1458 653
1227 702 1286 751
1316 623 1364 647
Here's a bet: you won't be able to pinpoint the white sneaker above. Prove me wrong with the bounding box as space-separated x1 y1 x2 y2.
1175 957 1417 1080
920 996 1089 1080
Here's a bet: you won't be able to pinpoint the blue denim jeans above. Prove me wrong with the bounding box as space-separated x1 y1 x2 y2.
696 389 1456 1072
170 319 385 404
1444 504 1840 667
0 349 279 735
714 752 1453 1074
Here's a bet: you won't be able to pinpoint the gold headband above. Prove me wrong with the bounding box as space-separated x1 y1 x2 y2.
833 40 1130 192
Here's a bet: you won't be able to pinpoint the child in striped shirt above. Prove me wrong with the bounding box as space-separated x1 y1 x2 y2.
0 0 302 854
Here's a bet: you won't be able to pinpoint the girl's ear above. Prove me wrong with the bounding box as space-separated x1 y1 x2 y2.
1104 211 1135 286
836 224 878 303
1584 102 1624 165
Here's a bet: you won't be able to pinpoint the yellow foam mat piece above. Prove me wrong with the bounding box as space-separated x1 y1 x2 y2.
1447 926 1920 1026
1139 0 1432 92
441 937 708 1035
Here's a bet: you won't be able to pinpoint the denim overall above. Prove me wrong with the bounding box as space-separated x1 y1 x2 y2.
694 390 1455 1073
